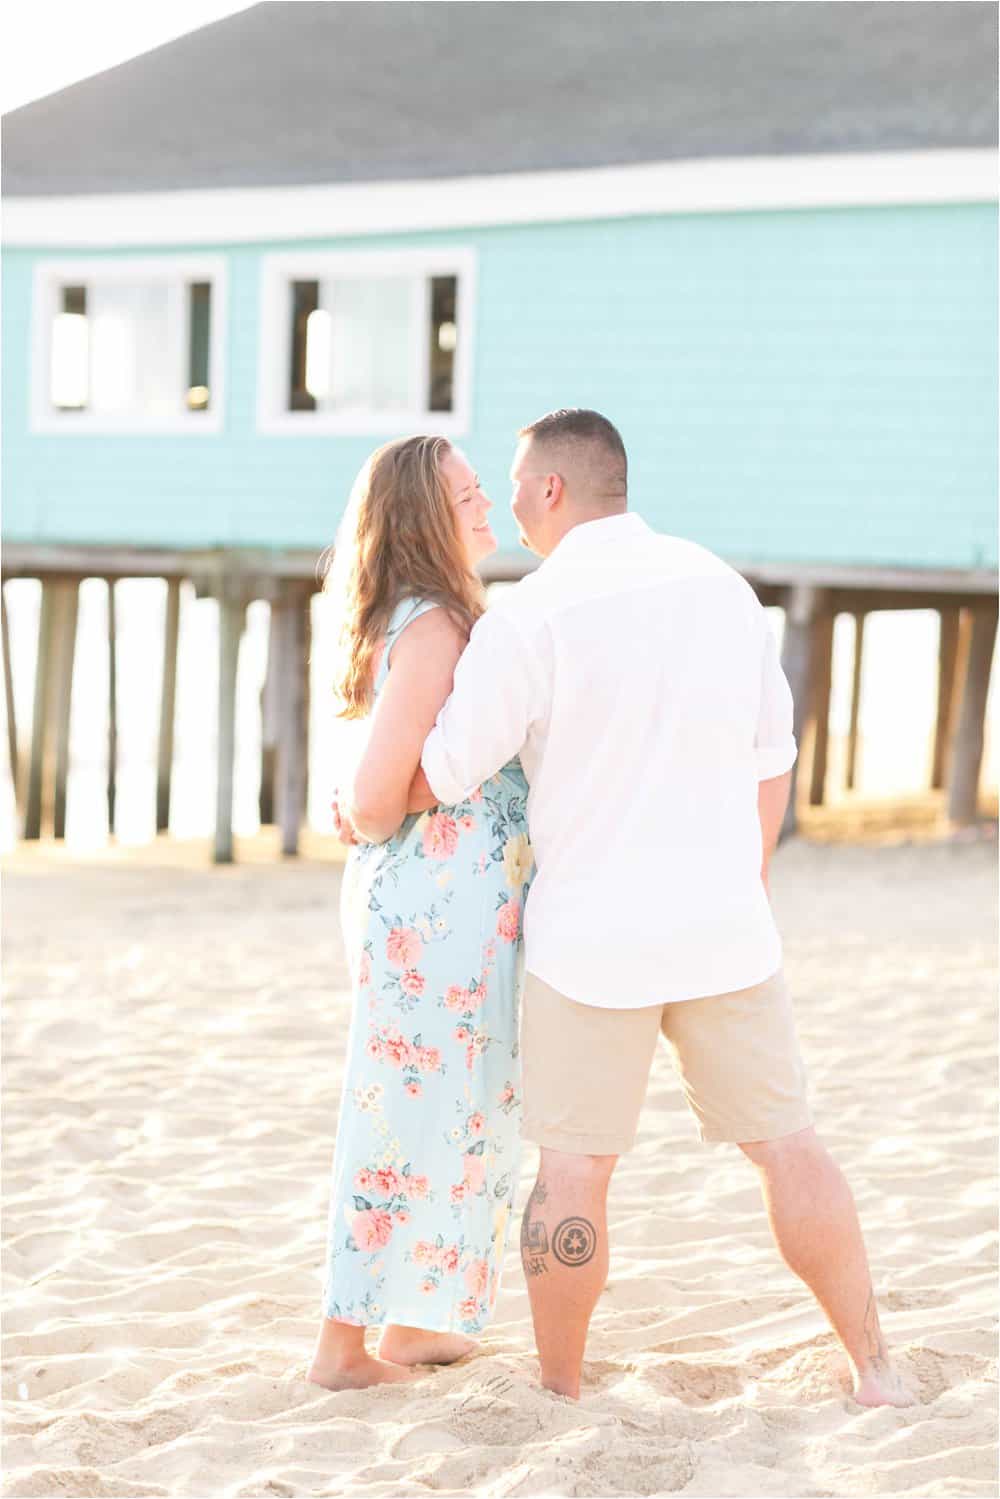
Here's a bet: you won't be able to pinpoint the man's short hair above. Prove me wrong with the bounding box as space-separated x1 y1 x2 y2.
518 409 628 502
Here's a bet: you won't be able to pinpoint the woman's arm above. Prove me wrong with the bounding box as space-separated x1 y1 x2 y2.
346 609 467 843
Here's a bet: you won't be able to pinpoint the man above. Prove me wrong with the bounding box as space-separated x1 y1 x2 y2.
341 409 911 1407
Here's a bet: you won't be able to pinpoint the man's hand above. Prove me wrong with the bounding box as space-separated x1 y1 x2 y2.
331 790 359 846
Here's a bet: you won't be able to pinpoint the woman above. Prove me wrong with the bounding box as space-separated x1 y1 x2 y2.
308 436 533 1390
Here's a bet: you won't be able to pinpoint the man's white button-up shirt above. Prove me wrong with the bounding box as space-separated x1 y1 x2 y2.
421 512 797 1008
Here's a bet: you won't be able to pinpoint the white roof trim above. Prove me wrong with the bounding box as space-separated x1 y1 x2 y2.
4 150 996 248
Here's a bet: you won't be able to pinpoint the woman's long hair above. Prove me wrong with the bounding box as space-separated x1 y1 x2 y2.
324 435 485 718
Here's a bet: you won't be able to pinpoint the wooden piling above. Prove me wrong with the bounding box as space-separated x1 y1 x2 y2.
23 583 57 839
808 611 835 806
107 581 118 838
156 579 181 833
846 611 866 791
258 604 281 826
52 581 80 839
274 586 309 857
931 608 962 790
947 603 998 825
2 585 18 803
779 585 824 839
214 585 246 864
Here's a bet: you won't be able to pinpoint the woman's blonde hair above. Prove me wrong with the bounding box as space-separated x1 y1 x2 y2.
324 435 485 718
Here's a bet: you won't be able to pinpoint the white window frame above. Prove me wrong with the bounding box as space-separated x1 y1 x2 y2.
257 247 476 436
30 255 227 435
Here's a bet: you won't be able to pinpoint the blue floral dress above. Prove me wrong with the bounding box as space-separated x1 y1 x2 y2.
322 598 533 1334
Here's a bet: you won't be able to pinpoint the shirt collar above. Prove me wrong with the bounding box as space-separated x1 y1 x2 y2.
544 510 650 563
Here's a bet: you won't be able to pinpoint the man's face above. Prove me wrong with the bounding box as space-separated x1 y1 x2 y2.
509 438 552 555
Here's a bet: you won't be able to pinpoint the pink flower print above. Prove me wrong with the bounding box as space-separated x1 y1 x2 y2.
386 926 423 968
464 1258 489 1298
450 1183 468 1205
439 1244 461 1274
417 1046 441 1072
351 1208 394 1251
483 942 496 963
382 1030 415 1068
423 813 459 860
420 1279 436 1295
444 984 472 1011
463 1153 487 1194
405 1080 422 1097
358 950 372 988
365 1038 383 1061
373 1166 401 1196
394 1209 411 1225
454 1025 469 1042
496 900 520 943
354 1168 375 1193
459 1296 479 1321
458 815 475 831
499 1084 515 1107
408 1175 430 1199
467 1112 486 1138
469 786 483 803
412 1240 435 1264
400 969 425 997
464 986 486 1012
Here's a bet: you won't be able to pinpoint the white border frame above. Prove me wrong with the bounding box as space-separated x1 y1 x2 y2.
257 248 476 437
5 152 996 248
30 254 228 435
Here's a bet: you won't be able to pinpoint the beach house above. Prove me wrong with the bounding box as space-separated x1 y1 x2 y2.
2 1 997 857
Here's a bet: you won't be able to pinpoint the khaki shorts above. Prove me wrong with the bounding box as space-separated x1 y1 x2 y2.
520 968 812 1154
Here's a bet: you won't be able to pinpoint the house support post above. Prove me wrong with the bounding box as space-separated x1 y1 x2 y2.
845 611 866 791
947 602 997 825
156 579 181 833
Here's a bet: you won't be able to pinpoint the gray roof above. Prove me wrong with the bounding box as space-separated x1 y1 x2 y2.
4 2 997 197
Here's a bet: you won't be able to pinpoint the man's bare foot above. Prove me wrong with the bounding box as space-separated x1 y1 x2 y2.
852 1364 917 1408
378 1325 476 1366
307 1354 418 1391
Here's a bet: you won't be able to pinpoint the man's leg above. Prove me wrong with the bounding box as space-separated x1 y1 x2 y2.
520 1147 617 1399
740 1126 913 1406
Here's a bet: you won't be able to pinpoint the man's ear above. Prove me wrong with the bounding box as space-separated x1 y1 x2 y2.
545 472 564 510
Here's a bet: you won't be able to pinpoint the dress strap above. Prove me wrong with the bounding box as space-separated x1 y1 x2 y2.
374 597 441 693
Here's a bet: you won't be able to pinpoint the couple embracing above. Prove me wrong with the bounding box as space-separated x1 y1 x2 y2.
308 409 911 1408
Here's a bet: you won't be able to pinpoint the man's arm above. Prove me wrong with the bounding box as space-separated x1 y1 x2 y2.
420 609 542 804
755 612 797 893
758 770 792 894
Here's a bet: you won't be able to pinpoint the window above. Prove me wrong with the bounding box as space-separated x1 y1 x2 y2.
259 250 474 435
32 257 226 433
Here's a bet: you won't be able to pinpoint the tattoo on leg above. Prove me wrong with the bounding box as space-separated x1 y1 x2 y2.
552 1216 597 1268
524 1221 549 1255
525 1256 548 1277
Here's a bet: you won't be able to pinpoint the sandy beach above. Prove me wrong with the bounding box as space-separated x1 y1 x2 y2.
2 832 996 1498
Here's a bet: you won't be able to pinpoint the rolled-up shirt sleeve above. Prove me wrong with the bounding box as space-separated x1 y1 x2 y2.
755 621 798 780
422 610 540 804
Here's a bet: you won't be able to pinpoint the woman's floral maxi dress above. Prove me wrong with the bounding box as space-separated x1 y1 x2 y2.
322 598 533 1334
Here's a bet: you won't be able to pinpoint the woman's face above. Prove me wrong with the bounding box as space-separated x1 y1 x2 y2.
441 447 497 567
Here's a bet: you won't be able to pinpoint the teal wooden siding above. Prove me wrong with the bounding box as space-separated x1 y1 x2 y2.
2 203 996 568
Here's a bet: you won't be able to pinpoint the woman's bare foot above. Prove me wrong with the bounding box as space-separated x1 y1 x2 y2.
307 1353 418 1391
852 1363 917 1408
378 1324 476 1366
